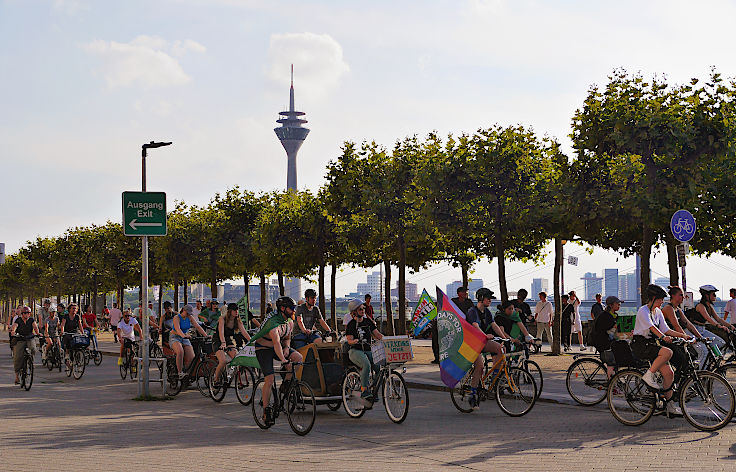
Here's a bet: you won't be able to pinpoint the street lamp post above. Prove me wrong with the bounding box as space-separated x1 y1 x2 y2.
139 141 171 397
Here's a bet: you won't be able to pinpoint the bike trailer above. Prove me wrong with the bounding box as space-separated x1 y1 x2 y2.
71 334 90 349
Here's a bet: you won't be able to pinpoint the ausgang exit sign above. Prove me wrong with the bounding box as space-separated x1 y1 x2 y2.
122 191 167 236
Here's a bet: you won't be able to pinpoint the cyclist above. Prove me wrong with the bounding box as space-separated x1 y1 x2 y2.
42 304 61 363
158 301 176 345
662 286 707 367
117 310 143 364
493 300 535 346
81 304 99 353
694 285 735 346
465 288 507 409
10 306 39 384
345 298 383 407
212 303 252 386
293 288 332 348
37 299 52 335
60 303 84 365
254 296 303 426
589 296 623 377
631 284 694 415
170 304 210 378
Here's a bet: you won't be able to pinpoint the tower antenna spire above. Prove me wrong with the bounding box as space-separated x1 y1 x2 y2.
291 64 294 87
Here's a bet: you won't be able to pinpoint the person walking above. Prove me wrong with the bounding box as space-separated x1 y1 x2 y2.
569 291 586 350
561 294 574 351
512 289 533 324
109 303 122 343
534 291 553 346
364 294 375 321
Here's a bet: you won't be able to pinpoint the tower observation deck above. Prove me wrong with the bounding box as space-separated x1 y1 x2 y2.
274 65 310 190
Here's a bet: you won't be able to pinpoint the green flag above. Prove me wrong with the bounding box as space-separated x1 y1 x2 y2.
230 312 287 368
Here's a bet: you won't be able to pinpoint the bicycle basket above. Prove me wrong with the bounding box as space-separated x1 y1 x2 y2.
71 335 90 348
371 340 386 366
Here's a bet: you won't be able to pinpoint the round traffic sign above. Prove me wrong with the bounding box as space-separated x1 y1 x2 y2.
670 209 696 242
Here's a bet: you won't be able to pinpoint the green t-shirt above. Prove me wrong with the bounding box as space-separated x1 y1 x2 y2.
508 311 523 340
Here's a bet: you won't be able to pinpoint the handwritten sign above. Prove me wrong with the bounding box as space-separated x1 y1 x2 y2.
381 336 414 364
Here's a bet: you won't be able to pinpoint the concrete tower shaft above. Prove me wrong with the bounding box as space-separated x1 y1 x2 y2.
274 65 309 190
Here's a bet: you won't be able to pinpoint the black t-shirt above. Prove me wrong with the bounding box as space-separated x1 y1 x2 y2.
512 300 533 323
467 305 493 333
494 310 514 336
346 317 377 351
591 310 616 351
451 297 474 316
591 302 604 319
561 304 575 324
13 317 35 337
61 313 81 333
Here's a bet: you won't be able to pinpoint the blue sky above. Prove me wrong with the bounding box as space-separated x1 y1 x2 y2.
2 0 736 298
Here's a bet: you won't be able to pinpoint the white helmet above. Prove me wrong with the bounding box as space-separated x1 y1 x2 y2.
699 284 718 293
49 304 57 313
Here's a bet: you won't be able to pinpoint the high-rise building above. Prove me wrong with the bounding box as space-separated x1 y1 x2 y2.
618 272 638 301
446 279 483 300
581 272 603 300
604 268 619 298
654 276 670 287
531 278 549 299
468 279 484 295
355 271 383 297
446 281 463 297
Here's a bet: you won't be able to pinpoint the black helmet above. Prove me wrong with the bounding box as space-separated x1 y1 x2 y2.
645 284 667 301
276 296 297 312
476 287 495 301
304 288 317 298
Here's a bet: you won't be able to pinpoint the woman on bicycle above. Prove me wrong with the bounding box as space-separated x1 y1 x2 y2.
158 302 175 346
60 303 84 363
171 304 210 378
345 298 384 407
694 285 735 347
631 284 693 415
254 296 303 426
117 310 143 363
81 304 98 352
212 303 252 386
10 306 39 384
662 286 706 367
42 304 61 363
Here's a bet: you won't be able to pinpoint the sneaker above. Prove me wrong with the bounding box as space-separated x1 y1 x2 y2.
178 371 187 379
430 359 440 364
642 371 659 389
264 406 275 426
117 357 123 366
666 401 682 416
469 394 479 410
580 345 587 351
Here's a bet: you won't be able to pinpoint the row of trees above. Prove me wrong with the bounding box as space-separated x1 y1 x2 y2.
3 70 736 352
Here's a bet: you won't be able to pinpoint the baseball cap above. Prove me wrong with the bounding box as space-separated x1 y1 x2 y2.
605 296 622 306
227 302 238 311
181 304 194 315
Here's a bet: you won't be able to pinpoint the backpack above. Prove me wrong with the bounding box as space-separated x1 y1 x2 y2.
685 304 706 324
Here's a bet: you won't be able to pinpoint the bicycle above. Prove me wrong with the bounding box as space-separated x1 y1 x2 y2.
64 333 89 380
252 361 316 436
43 335 63 372
165 336 216 397
607 337 736 431
209 356 258 405
119 339 139 380
507 341 543 400
450 337 538 417
14 334 37 391
82 328 103 367
341 348 410 423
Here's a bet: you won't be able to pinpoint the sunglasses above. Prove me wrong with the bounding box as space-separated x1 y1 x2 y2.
22 311 32 314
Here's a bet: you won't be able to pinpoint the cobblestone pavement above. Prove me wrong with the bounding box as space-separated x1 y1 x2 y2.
2 348 736 472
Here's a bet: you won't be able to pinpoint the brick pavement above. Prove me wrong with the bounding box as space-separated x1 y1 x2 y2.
2 347 736 471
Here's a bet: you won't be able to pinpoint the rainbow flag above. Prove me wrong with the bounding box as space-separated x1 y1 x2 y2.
436 287 487 388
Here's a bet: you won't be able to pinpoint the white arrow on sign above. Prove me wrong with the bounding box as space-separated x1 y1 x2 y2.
128 219 163 230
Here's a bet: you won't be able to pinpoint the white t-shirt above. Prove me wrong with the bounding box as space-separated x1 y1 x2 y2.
534 301 553 323
109 308 122 326
192 307 201 317
724 298 736 322
118 317 139 341
633 305 668 339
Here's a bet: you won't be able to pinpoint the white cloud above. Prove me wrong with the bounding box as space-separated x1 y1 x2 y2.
267 33 349 100
83 36 205 89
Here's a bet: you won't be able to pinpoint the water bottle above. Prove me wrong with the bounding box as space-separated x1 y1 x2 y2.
710 343 722 358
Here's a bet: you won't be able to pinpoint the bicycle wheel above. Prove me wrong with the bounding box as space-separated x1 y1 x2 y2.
23 355 33 391
606 369 655 426
252 378 277 429
166 360 181 395
209 366 228 402
715 362 736 394
450 372 474 413
93 350 103 366
566 358 608 406
47 347 55 371
119 354 128 380
128 351 137 380
495 367 537 417
326 401 341 411
150 343 164 375
342 369 367 418
680 371 735 432
286 380 316 436
383 370 409 423
524 360 543 400
65 353 73 377
197 359 217 397
73 350 86 379
235 366 256 406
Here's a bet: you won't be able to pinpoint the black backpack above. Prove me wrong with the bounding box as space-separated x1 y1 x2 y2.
685 304 706 324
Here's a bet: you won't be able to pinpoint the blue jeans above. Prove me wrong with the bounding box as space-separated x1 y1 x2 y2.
292 332 321 349
694 326 726 367
348 349 376 394
84 328 98 351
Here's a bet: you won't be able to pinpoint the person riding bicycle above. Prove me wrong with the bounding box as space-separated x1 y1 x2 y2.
60 303 84 363
212 303 252 387
171 304 210 379
345 298 384 407
293 288 333 349
693 285 735 348
661 286 707 367
117 310 143 364
589 296 623 377
493 300 535 347
254 296 303 426
42 304 62 363
10 306 39 384
159 301 176 345
465 288 508 409
631 284 694 416
81 304 99 353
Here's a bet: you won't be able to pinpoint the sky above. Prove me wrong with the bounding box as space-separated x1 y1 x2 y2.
2 0 736 299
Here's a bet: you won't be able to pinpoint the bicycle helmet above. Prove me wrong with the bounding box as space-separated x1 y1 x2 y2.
645 284 667 301
275 296 297 312
49 304 57 313
475 287 495 301
699 284 718 294
304 288 317 298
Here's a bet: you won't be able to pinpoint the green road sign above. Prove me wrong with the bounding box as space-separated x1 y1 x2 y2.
122 191 167 236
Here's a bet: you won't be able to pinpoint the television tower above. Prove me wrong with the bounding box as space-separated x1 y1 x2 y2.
274 65 309 190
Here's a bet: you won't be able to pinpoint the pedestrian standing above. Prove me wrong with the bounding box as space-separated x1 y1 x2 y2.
591 294 604 320
451 286 474 316
364 294 375 321
561 294 574 351
569 291 586 350
109 303 122 343
534 292 553 346
724 288 736 327
512 289 533 324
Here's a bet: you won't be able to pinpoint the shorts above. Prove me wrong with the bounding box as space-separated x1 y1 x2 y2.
630 335 663 362
255 346 296 376
292 331 321 348
170 334 192 347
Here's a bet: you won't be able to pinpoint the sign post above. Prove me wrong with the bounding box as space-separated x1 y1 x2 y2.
670 209 696 292
124 141 171 397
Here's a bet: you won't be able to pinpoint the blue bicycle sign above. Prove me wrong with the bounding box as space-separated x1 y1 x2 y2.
670 209 696 242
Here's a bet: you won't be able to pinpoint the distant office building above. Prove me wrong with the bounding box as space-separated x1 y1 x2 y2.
390 282 419 301
654 276 670 287
581 272 603 300
248 283 280 309
531 278 549 299
446 281 463 297
355 271 383 297
618 272 638 301
604 269 619 298
446 279 483 300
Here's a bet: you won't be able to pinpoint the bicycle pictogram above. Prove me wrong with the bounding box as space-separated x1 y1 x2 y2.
670 210 696 243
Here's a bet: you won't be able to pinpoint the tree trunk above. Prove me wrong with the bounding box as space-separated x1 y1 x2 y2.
397 236 407 335
183 279 188 305
260 273 267 317
330 263 337 331
495 229 508 302
92 273 98 315
158 285 163 317
243 272 250 312
666 235 679 286
640 227 654 304
277 272 285 296
318 263 326 322
173 273 180 311
384 259 394 336
552 238 563 355
461 262 469 289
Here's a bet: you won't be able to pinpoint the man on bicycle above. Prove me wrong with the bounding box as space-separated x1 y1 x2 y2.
465 288 508 409
42 304 61 363
345 298 384 407
293 288 332 348
10 306 39 384
117 310 143 364
493 300 535 347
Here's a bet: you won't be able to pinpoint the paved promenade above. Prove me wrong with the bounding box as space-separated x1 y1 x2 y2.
2 338 736 472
